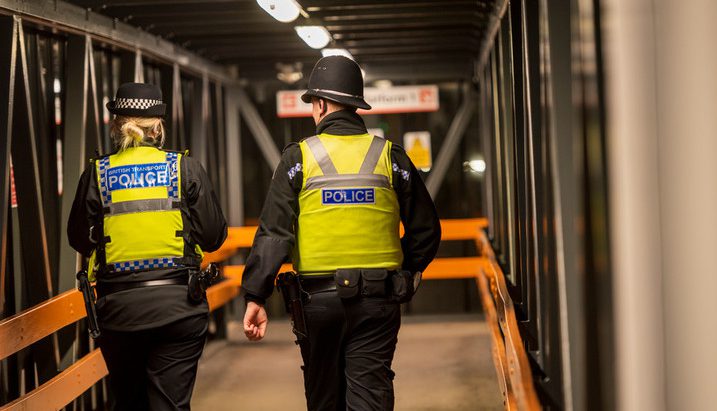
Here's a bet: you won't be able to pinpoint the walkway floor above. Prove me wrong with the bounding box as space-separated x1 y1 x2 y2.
192 314 503 410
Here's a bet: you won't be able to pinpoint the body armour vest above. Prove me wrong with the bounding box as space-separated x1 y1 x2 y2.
295 134 403 275
93 146 201 279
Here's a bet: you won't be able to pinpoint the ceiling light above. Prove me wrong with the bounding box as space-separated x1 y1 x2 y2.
256 0 301 23
321 48 354 60
276 62 304 84
373 80 393 89
464 159 486 174
295 26 331 49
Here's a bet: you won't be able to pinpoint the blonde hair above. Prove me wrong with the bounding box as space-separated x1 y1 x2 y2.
110 116 165 151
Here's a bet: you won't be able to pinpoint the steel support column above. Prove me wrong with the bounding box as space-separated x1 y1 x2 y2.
424 86 476 198
224 86 244 227
214 85 228 213
236 87 281 170
190 73 209 167
134 49 144 82
10 15 59 387
0 15 17 317
58 34 90 296
171 63 186 149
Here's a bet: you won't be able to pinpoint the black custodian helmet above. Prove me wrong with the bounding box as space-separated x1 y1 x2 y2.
301 56 371 110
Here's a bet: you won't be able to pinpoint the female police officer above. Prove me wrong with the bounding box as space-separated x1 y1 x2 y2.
67 82 227 411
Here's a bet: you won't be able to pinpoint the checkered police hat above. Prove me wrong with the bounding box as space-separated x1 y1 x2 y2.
106 82 166 117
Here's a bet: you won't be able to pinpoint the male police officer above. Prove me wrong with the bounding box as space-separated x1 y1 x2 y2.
241 56 441 411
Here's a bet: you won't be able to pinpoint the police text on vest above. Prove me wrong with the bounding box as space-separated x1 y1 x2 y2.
321 188 376 205
106 163 170 191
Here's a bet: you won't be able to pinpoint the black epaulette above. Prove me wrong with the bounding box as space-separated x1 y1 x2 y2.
282 142 300 153
161 148 190 156
89 152 110 165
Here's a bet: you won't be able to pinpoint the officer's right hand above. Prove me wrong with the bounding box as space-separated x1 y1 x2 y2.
243 301 268 341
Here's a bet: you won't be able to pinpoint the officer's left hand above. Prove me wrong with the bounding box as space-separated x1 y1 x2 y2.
243 301 268 341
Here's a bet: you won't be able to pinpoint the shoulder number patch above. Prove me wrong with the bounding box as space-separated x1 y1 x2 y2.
322 188 375 205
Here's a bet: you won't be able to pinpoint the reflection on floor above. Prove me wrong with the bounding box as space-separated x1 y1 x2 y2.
192 314 503 411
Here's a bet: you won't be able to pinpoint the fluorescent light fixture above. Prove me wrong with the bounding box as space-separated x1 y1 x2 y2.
295 26 331 49
321 48 354 60
464 159 486 173
256 0 301 23
373 79 393 89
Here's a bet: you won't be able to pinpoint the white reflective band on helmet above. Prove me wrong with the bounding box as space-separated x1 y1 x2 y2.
310 88 364 99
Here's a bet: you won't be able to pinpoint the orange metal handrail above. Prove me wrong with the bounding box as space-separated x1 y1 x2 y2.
474 233 541 410
0 289 85 360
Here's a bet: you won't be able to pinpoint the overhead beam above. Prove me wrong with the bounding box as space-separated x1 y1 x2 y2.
307 1 481 14
425 87 477 198
86 2 260 16
206 44 477 60
236 88 281 170
304 0 483 9
320 11 488 22
0 0 234 83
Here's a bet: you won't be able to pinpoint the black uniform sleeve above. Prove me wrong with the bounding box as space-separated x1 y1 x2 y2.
67 163 102 257
182 156 228 252
391 145 442 273
241 144 303 304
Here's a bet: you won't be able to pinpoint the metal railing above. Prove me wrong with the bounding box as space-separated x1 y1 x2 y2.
0 218 539 410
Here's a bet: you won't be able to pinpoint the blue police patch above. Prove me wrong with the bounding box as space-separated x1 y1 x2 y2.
322 188 375 205
106 163 170 191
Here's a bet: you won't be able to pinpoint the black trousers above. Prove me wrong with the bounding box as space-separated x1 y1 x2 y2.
98 314 208 411
298 290 401 411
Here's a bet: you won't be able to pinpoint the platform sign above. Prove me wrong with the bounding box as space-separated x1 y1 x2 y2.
403 131 432 170
277 85 439 118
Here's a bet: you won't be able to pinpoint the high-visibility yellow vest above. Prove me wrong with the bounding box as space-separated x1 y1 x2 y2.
294 134 403 275
92 146 201 280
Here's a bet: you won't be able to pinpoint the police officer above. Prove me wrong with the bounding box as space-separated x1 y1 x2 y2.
67 82 227 411
241 56 441 411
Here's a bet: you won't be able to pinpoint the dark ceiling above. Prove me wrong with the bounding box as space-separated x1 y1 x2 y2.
68 0 496 83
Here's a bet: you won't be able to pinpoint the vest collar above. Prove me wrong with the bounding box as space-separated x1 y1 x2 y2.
316 109 367 136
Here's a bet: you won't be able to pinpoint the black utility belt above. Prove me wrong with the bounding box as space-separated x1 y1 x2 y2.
300 269 415 303
95 276 188 298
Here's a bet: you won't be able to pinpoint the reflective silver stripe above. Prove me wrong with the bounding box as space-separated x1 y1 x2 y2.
305 136 338 175
310 88 364 99
358 136 387 175
106 198 176 215
305 174 390 190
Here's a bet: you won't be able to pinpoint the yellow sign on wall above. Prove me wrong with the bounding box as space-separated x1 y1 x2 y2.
404 131 432 170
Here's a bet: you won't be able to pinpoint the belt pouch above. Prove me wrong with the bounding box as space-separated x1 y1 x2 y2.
391 270 414 303
360 269 388 297
335 269 361 299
